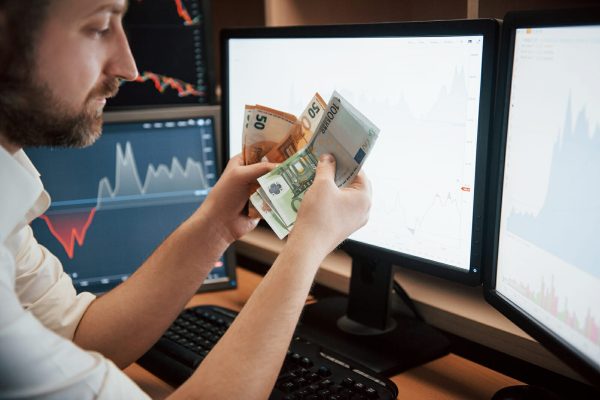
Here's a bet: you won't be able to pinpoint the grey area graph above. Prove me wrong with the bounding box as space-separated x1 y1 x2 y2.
45 118 218 213
507 99 600 278
97 141 210 210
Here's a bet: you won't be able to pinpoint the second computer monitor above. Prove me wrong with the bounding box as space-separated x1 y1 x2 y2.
27 106 237 294
222 20 498 284
485 9 600 385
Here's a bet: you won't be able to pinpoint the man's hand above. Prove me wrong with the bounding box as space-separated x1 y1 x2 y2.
289 154 372 255
194 154 276 245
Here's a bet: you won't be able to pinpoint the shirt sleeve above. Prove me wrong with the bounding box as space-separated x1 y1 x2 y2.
0 245 151 400
4 225 96 339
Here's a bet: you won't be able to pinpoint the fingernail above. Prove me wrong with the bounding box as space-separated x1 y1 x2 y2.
320 154 333 163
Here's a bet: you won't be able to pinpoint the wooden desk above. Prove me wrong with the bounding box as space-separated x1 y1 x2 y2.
125 267 521 399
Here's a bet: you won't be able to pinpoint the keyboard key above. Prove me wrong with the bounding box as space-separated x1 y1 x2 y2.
365 387 378 398
280 381 296 392
329 384 343 393
156 338 199 368
300 356 313 367
306 372 320 382
342 377 355 387
295 377 308 387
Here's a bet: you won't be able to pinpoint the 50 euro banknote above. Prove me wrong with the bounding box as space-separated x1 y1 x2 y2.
243 94 327 217
251 91 380 239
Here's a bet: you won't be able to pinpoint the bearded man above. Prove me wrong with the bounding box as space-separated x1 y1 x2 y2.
0 1 371 398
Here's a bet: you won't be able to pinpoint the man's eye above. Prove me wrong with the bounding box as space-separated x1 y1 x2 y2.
96 28 110 36
87 26 110 38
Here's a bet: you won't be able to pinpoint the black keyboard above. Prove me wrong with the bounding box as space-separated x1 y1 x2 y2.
137 305 399 399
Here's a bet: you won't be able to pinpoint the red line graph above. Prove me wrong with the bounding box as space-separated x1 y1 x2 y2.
39 208 97 259
135 71 204 97
174 0 197 26
135 0 199 26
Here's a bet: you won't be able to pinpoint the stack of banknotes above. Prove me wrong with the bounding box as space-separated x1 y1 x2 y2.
243 91 380 239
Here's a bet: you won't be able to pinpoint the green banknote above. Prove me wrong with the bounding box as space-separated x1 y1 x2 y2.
250 191 290 239
256 91 380 238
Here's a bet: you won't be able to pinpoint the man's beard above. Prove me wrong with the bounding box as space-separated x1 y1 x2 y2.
0 78 120 149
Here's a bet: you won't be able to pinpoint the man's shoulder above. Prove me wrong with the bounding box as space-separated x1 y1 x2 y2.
0 148 48 242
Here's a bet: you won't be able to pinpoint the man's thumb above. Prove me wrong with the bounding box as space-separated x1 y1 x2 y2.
315 153 336 181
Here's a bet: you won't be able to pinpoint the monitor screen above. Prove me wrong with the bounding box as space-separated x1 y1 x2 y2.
107 0 214 108
494 24 600 374
26 106 236 294
223 22 496 282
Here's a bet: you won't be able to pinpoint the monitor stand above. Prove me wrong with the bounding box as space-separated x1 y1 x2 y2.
297 253 450 376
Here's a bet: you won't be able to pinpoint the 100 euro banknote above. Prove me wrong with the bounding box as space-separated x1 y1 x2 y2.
253 91 380 238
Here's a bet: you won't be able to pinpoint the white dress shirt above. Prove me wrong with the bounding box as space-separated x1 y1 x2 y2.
0 146 150 399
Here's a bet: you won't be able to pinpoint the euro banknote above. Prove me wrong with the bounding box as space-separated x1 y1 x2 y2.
243 94 326 217
242 105 296 217
263 93 327 163
254 91 380 238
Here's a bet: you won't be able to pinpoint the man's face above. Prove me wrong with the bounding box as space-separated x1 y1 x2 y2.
1 0 137 149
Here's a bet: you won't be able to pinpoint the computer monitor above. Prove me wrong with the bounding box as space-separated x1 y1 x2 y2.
107 0 215 109
485 9 600 387
222 20 498 374
27 106 237 294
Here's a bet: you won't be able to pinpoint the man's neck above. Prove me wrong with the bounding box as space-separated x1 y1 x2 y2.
0 133 21 155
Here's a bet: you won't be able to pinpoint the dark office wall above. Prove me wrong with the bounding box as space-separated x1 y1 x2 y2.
270 0 468 25
479 0 600 18
210 0 266 100
208 0 600 98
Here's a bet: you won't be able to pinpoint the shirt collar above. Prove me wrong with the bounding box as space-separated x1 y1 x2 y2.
0 146 50 242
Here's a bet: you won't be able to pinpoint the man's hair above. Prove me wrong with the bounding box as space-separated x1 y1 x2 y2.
0 1 51 77
0 1 51 134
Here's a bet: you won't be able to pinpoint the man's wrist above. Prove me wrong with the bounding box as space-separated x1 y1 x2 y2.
187 210 232 260
285 228 332 265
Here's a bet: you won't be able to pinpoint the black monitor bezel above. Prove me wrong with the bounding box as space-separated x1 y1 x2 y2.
45 105 237 294
483 8 600 386
221 19 499 286
106 0 217 110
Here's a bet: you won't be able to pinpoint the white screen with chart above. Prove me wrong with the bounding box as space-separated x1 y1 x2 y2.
496 25 600 369
227 35 484 271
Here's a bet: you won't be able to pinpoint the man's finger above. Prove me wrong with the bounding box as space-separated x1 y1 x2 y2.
315 153 336 182
238 161 278 182
224 154 244 171
346 170 371 193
